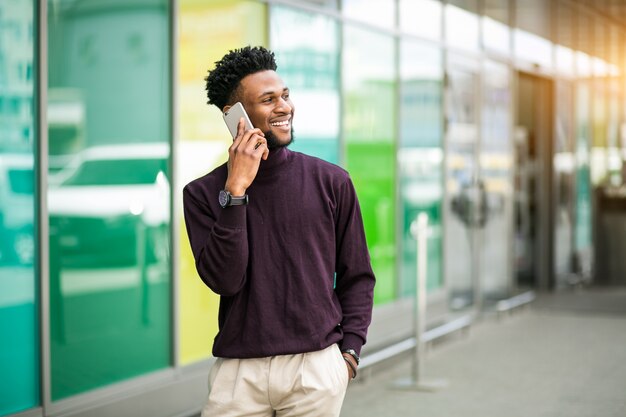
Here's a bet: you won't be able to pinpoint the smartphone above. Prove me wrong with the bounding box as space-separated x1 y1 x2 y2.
223 102 254 138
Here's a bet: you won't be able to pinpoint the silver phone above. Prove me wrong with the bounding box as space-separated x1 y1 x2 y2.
223 102 254 138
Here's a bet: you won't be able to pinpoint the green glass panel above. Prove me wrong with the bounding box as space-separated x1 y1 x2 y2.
270 5 340 164
343 26 396 304
0 0 39 415
398 40 443 298
47 0 171 400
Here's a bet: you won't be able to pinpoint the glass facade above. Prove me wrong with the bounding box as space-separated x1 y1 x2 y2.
177 0 266 366
2 0 625 415
479 60 512 299
400 0 442 40
47 0 171 399
343 25 396 304
270 5 340 164
398 40 443 297
0 1 38 415
444 54 481 309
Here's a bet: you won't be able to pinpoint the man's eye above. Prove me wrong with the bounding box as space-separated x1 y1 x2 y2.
263 98 273 103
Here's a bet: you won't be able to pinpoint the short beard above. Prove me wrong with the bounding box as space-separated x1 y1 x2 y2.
264 128 295 150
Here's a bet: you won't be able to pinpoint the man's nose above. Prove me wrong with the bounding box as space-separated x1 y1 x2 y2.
276 97 292 113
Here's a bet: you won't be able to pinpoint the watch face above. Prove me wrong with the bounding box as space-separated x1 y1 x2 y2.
218 190 229 208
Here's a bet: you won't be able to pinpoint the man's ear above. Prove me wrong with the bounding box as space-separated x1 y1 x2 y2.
222 104 232 114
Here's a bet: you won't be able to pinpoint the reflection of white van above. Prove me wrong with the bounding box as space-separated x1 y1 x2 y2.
0 154 35 265
48 143 170 268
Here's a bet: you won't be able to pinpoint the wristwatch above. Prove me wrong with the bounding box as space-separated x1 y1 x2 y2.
218 190 248 208
341 348 360 365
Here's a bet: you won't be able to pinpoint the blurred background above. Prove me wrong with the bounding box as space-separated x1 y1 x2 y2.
1 0 626 416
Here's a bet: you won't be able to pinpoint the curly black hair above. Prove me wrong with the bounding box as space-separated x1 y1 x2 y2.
205 46 278 110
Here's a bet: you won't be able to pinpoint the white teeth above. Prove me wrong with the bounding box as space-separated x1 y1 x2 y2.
270 120 289 126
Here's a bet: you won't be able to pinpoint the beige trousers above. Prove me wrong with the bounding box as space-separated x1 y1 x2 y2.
200 344 350 417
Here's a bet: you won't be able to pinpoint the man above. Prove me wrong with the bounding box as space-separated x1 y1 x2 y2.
183 46 375 417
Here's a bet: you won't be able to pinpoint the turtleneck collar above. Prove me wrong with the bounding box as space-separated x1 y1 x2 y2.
258 146 291 172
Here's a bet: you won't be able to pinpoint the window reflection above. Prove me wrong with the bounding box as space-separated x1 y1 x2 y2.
0 0 39 415
342 0 395 29
514 29 553 69
483 16 510 55
343 25 396 304
270 5 340 163
400 0 442 40
445 3 479 51
399 40 443 297
47 0 171 400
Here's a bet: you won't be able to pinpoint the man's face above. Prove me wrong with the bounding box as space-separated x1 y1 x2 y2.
237 70 294 149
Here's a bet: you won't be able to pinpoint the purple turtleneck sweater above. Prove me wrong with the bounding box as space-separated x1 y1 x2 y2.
183 147 375 358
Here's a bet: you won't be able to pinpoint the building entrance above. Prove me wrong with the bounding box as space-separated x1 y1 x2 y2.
514 72 555 290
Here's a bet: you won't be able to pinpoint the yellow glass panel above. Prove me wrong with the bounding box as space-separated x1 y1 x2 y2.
178 0 267 365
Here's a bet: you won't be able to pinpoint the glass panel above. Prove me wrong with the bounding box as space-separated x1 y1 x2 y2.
479 61 512 300
47 0 171 399
482 0 510 55
514 0 553 68
444 3 479 51
342 0 395 29
591 81 608 184
555 1 575 77
574 82 592 276
444 55 479 311
482 16 510 55
0 0 39 414
398 40 443 297
554 80 576 286
399 0 442 40
177 0 266 365
513 30 553 69
607 80 621 185
270 5 340 164
343 26 396 304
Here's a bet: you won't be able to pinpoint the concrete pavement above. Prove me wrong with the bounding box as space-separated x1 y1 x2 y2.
341 287 626 417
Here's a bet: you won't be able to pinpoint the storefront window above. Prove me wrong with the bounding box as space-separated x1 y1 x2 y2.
480 60 512 299
270 5 340 164
342 0 395 29
0 0 39 414
343 25 396 304
399 0 442 40
445 2 479 51
398 40 443 297
177 0 266 365
47 0 171 399
482 0 510 55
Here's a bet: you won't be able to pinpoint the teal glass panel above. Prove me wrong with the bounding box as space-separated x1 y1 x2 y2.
270 5 340 164
343 26 396 304
47 0 171 400
398 40 443 298
0 0 39 415
575 83 592 253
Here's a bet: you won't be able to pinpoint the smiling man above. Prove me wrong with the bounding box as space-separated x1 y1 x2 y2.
183 46 375 417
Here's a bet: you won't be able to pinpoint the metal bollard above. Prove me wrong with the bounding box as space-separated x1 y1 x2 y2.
392 212 447 392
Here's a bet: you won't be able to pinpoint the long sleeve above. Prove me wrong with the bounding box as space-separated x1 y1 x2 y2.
334 177 376 356
182 182 249 296
181 149 375 359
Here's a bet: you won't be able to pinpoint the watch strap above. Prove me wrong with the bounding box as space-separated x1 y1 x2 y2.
341 348 360 365
219 190 248 208
228 194 248 206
